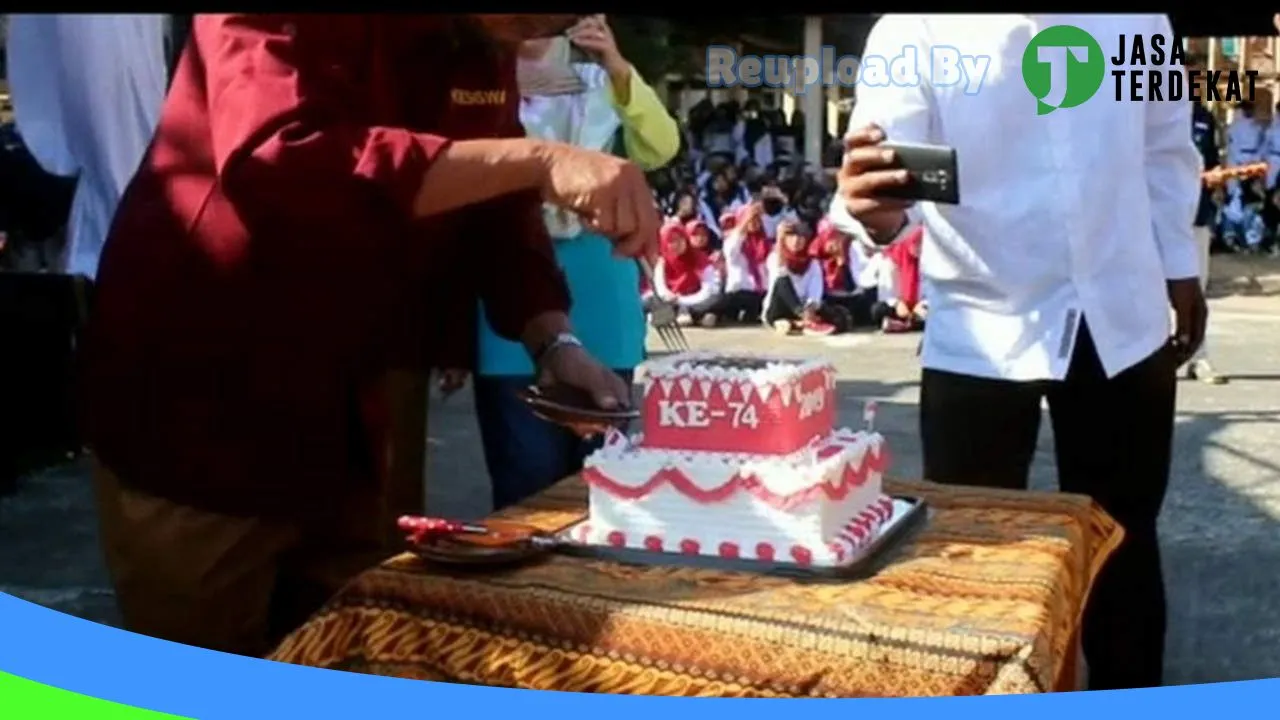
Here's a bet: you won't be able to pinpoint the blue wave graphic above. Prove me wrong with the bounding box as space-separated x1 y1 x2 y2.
1 592 1276 718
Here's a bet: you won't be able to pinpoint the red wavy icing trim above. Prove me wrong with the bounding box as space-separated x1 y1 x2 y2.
583 444 890 510
570 495 894 567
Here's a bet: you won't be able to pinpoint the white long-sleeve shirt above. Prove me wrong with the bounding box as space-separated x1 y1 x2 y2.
721 229 766 293
761 208 799 240
857 252 896 301
847 241 882 293
1226 115 1265 170
1262 118 1280 188
829 14 1200 382
6 14 167 279
653 261 721 308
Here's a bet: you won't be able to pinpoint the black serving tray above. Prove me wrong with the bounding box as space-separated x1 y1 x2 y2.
553 495 929 581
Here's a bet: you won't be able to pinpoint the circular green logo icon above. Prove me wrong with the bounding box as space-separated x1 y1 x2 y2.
1022 25 1105 115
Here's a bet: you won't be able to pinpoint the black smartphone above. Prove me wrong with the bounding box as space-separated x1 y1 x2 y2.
877 142 960 205
568 42 597 66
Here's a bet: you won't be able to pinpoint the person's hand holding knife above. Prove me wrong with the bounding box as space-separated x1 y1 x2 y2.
537 141 660 264
411 90 662 413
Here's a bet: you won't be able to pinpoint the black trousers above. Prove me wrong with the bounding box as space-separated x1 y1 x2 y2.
0 273 93 494
715 290 764 324
763 277 850 330
824 290 876 327
920 321 1175 690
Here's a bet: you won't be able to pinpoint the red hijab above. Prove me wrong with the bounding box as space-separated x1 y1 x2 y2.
883 227 924 307
776 220 813 275
685 219 712 251
687 219 724 275
808 218 851 291
733 204 770 289
659 222 708 295
719 210 738 236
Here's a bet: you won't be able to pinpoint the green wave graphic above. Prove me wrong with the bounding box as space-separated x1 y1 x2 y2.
0 671 191 719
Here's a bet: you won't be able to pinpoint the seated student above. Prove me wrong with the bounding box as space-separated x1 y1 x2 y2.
716 209 737 246
718 203 770 324
1264 185 1280 255
868 227 928 334
809 218 877 327
1220 179 1268 254
686 219 722 271
687 216 764 326
758 182 798 240
646 221 722 327
698 163 749 235
763 219 847 336
670 189 698 225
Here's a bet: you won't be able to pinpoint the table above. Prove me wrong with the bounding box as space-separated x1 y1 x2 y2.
269 478 1121 696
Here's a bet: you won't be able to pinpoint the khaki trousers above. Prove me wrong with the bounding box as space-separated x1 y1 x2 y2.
94 369 429 657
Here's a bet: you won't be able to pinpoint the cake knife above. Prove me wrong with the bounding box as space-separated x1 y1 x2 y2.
398 515 563 550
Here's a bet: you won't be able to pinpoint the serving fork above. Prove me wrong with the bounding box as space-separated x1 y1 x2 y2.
636 257 690 352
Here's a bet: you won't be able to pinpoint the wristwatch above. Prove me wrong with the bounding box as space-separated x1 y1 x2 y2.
532 331 584 369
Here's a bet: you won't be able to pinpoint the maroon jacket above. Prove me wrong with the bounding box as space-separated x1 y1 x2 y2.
82 14 568 517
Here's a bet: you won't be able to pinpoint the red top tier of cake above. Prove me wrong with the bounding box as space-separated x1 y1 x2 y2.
637 354 836 455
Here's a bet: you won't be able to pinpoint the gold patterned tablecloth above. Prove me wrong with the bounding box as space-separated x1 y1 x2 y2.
269 478 1122 697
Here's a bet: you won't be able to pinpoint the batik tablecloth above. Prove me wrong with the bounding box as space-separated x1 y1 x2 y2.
269 477 1121 696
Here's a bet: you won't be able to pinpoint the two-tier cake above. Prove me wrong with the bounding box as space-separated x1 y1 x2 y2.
577 352 893 567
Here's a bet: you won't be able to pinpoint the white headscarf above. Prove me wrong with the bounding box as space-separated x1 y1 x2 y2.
517 37 622 239
516 37 587 98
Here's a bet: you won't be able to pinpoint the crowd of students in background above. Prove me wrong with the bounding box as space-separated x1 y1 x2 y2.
642 97 925 337
1216 100 1280 256
1 95 928 341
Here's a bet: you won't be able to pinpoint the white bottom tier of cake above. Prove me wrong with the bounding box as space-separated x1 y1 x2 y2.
580 428 891 567
570 495 894 566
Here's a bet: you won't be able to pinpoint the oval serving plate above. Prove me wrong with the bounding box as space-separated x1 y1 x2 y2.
516 384 638 436
406 519 552 568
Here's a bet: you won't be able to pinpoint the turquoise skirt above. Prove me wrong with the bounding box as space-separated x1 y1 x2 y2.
477 231 646 375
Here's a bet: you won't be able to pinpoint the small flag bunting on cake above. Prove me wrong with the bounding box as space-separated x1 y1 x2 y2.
603 427 629 449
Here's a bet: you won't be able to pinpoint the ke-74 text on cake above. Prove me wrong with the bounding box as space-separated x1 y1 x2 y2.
637 352 837 456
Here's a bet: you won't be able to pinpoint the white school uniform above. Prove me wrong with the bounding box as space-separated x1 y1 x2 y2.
652 262 722 309
828 13 1199 382
6 14 167 279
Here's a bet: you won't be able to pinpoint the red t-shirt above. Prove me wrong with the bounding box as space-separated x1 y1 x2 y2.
82 14 568 517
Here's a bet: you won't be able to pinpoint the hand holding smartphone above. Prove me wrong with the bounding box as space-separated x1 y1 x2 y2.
836 125 959 241
874 142 959 205
566 15 623 70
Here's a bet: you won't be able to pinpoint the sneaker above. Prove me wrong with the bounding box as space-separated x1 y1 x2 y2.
676 312 694 327
773 319 798 335
881 317 912 334
1186 359 1228 385
803 318 837 336
700 313 718 329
